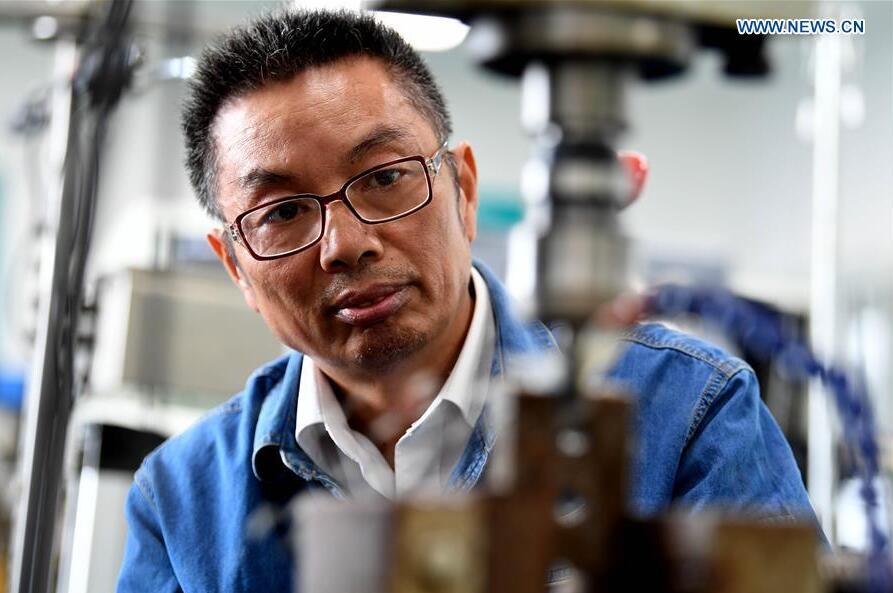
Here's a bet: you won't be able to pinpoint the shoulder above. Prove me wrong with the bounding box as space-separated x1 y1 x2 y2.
608 322 757 451
617 322 750 379
610 322 754 409
122 354 299 591
611 325 751 510
135 353 292 502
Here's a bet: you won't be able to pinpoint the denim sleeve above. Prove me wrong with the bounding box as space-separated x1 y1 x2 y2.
673 367 816 521
116 470 182 593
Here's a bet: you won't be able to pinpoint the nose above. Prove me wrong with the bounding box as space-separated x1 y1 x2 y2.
318 200 384 272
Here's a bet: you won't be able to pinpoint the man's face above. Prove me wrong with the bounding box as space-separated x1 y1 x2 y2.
209 57 478 376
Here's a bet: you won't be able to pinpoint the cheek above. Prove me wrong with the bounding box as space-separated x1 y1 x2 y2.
407 201 471 293
249 263 319 338
428 195 466 251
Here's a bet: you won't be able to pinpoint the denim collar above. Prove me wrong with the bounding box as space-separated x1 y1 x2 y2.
250 259 558 493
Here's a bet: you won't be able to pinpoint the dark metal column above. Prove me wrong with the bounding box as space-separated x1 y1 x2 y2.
10 2 134 591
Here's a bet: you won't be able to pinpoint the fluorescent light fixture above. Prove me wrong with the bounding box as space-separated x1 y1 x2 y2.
293 0 363 9
292 1 469 52
373 12 469 52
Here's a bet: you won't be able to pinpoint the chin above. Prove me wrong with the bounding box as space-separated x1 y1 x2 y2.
350 324 429 372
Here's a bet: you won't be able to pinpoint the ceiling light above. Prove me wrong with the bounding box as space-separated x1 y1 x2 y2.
292 1 469 52
373 11 469 52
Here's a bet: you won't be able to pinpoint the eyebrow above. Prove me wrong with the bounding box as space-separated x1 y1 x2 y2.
238 168 296 194
346 125 413 164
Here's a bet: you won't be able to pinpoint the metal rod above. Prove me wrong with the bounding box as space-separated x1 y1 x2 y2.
808 6 843 543
11 1 133 589
10 34 83 593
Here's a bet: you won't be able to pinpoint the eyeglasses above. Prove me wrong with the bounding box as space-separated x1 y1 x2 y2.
228 143 449 261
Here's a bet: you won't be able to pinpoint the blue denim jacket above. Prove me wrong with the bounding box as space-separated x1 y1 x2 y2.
116 262 816 593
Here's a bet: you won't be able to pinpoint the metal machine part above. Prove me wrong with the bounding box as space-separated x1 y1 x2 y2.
509 59 633 324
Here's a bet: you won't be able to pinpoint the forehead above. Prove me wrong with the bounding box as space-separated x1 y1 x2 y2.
212 57 435 192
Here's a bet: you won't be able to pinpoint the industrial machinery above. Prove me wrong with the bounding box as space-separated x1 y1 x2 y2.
288 2 889 593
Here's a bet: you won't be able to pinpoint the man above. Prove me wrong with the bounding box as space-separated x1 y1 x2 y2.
117 9 816 593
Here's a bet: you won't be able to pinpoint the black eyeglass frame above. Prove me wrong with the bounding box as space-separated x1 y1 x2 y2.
228 142 449 261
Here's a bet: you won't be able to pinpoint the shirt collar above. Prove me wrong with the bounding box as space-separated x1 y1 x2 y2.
251 350 308 482
435 267 494 426
295 356 325 436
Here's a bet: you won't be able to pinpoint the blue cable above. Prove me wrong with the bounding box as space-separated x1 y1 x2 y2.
645 284 891 592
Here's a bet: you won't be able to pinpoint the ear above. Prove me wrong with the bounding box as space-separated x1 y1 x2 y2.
207 229 259 312
452 141 478 243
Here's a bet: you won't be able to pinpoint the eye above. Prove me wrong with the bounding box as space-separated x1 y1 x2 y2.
366 167 404 190
369 168 403 188
262 200 308 226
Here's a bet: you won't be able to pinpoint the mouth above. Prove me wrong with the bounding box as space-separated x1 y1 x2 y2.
331 284 411 327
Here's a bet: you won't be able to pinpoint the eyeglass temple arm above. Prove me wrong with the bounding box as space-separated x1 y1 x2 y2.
427 141 449 176
228 224 242 245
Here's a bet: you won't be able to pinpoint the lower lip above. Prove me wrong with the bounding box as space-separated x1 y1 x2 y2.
334 287 410 327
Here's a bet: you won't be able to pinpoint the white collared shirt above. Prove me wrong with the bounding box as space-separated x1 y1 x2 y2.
295 268 496 499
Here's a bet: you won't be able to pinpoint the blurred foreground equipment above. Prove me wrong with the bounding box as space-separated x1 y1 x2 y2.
295 391 828 593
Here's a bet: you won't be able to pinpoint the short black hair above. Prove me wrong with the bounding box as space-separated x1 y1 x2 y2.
182 9 453 221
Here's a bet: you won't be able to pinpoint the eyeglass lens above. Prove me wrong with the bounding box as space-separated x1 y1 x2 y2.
239 159 430 257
